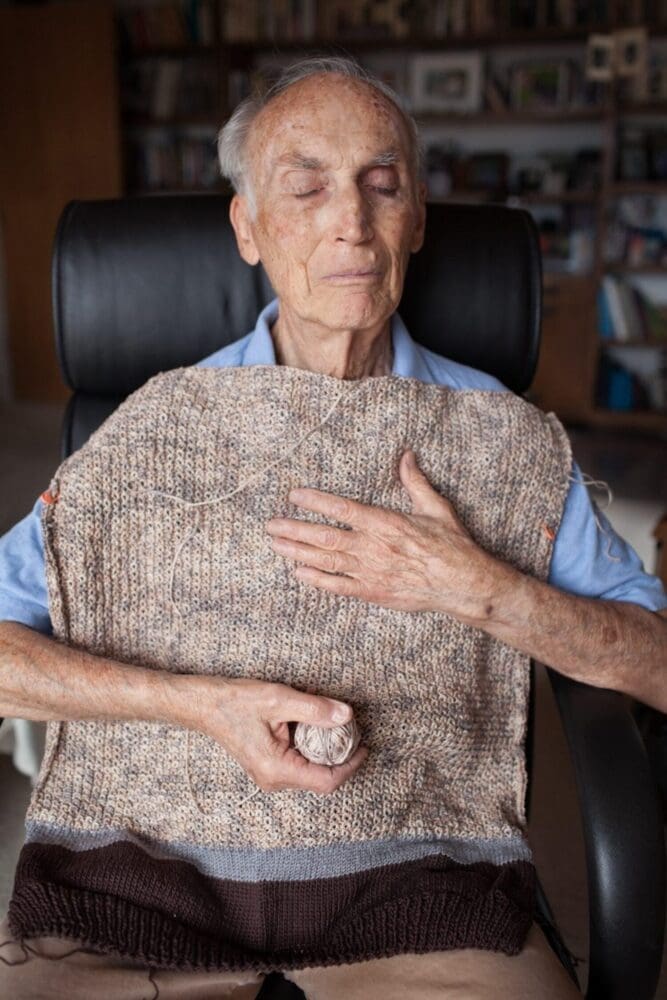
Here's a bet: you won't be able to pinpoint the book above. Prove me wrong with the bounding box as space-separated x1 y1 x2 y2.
601 275 630 341
152 60 182 119
616 277 644 342
597 285 614 340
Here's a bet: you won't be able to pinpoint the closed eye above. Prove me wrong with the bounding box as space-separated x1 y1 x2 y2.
364 168 399 197
294 188 325 198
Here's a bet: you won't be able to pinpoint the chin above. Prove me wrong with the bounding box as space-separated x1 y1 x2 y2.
315 290 395 332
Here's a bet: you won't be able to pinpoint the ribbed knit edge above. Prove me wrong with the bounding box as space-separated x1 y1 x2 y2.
8 876 534 973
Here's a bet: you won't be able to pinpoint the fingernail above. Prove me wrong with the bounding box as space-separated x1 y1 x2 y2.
331 703 350 723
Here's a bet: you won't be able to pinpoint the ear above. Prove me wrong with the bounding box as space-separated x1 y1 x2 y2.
230 194 261 266
410 182 427 254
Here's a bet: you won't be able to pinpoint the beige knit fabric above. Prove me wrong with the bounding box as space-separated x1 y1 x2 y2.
31 366 571 851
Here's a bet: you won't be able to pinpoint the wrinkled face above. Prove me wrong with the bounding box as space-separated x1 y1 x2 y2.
230 75 426 334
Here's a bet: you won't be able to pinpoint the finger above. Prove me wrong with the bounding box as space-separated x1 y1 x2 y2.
263 683 352 726
265 517 353 552
400 449 452 517
270 536 357 575
288 487 372 529
278 744 369 794
294 564 364 599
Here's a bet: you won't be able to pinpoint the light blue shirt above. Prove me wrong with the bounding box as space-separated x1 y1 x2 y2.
1 299 665 634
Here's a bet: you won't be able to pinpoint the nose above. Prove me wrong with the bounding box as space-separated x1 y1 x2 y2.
332 183 373 245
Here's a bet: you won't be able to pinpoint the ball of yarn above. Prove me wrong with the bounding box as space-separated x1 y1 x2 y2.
294 718 361 766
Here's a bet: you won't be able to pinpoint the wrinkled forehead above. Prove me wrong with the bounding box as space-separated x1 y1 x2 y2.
245 75 413 187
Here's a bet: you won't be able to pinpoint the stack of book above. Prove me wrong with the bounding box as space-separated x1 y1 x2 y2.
223 0 613 43
122 58 219 121
125 129 220 191
118 1 216 50
598 275 667 343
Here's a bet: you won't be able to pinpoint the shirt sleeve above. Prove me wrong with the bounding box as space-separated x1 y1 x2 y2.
549 461 667 612
0 498 52 634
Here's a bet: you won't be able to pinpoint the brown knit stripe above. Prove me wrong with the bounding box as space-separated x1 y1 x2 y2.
9 841 535 972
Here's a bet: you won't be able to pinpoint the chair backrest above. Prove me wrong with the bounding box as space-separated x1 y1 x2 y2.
52 196 542 454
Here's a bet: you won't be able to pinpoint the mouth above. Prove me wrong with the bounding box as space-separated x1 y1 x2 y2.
321 269 382 284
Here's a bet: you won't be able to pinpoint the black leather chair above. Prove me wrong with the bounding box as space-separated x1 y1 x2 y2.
51 195 665 1000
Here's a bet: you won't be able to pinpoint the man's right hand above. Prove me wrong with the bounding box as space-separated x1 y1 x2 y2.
187 676 368 795
0 622 367 797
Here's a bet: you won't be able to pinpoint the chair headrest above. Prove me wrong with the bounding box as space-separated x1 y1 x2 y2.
53 196 541 397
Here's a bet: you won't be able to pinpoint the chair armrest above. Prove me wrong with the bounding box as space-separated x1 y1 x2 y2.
548 669 665 1000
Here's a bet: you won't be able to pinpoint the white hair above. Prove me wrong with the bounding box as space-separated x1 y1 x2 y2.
217 56 423 211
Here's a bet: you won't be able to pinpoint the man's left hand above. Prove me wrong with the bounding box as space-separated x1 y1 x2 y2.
266 449 507 621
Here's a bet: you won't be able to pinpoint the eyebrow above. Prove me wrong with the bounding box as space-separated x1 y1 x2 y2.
275 148 401 172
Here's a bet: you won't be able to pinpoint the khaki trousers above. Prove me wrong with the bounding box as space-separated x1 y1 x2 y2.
0 919 581 999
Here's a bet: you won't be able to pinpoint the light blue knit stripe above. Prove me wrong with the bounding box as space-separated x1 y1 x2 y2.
25 821 531 882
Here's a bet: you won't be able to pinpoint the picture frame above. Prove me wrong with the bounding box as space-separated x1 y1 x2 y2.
509 60 571 111
410 52 483 114
614 27 648 78
614 26 649 102
585 34 614 82
648 65 667 103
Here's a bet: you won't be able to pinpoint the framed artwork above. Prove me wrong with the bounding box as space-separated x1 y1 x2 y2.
649 65 667 102
614 27 648 78
410 52 483 114
585 34 614 82
510 61 571 111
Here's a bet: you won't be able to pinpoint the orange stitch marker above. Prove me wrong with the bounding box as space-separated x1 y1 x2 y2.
40 489 59 505
542 523 555 542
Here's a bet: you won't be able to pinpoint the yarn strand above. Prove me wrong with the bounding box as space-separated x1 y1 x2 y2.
151 383 362 616
569 469 620 563
152 383 355 510
185 729 263 818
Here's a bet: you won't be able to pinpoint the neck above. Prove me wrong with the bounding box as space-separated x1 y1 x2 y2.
270 310 394 381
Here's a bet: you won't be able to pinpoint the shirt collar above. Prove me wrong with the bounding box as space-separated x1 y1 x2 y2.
241 298 432 381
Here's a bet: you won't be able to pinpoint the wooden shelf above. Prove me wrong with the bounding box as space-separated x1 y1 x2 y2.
416 108 605 126
588 409 667 432
516 191 599 204
428 190 598 207
610 181 667 196
123 114 220 129
126 181 226 195
224 25 625 52
600 339 667 348
121 45 218 60
606 263 666 274
616 102 667 116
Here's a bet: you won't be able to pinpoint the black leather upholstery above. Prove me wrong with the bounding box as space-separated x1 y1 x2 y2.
549 673 665 1000
52 196 274 398
400 202 541 392
53 196 540 398
51 195 665 1000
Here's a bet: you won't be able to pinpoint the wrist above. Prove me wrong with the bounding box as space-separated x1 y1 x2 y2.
433 548 522 627
152 671 241 736
147 670 206 731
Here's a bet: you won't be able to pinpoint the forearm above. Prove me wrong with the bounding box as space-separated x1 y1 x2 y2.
469 562 667 712
0 621 364 794
0 620 195 728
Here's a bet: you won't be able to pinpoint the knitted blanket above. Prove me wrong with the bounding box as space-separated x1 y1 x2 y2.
10 366 572 971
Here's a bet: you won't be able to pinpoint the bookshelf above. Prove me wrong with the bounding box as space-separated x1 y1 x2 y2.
115 0 667 435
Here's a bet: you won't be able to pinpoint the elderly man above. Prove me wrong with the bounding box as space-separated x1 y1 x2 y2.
0 57 665 1000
